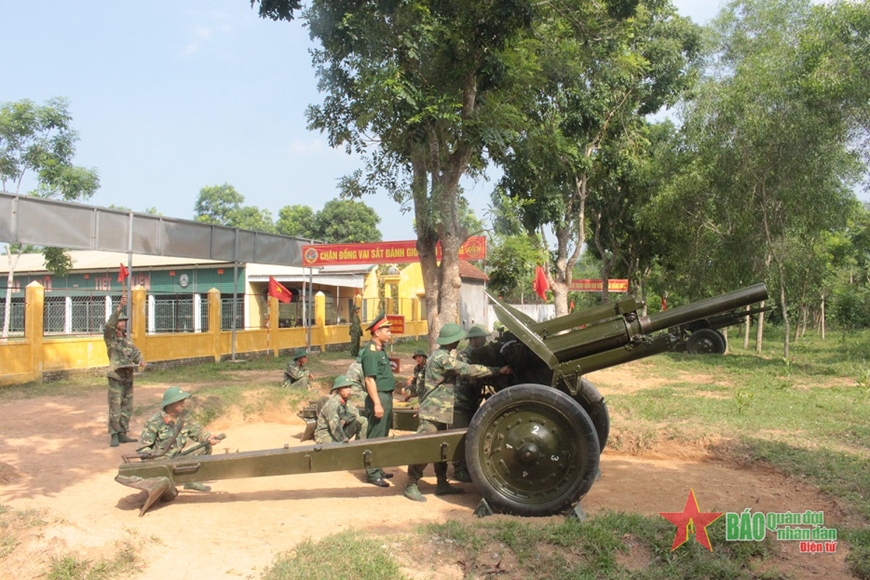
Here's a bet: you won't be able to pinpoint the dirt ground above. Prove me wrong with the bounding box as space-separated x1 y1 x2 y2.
0 362 861 580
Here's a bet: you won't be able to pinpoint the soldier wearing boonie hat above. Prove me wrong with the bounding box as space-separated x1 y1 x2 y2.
104 293 146 448
359 312 395 486
314 375 369 444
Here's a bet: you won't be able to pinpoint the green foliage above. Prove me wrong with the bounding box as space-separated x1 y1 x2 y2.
261 530 408 580
487 232 544 300
275 204 317 238
313 198 382 243
193 183 275 232
832 284 870 331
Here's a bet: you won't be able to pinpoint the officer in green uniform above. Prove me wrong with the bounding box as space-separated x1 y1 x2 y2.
137 386 221 492
360 313 395 487
104 294 146 447
283 348 313 388
404 323 511 502
314 375 369 444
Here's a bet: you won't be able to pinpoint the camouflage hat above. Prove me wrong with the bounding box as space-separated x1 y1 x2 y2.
366 312 391 333
293 348 308 360
436 323 466 345
161 386 190 409
466 325 488 339
117 312 129 322
331 375 355 392
412 349 427 358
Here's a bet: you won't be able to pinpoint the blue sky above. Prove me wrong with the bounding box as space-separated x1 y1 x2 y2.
2 1 725 241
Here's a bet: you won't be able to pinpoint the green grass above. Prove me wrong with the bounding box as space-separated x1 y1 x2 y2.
261 530 409 580
46 541 141 580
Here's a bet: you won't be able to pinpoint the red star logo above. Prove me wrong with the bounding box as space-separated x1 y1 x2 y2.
660 489 723 551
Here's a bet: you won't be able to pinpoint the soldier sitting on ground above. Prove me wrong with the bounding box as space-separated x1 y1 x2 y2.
283 348 314 389
137 386 222 492
314 375 369 444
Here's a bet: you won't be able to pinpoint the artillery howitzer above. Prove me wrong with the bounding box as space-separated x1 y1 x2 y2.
116 283 768 517
668 305 773 355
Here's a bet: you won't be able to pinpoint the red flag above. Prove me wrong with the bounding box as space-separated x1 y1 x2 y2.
118 263 129 282
533 265 550 301
570 300 575 312
268 276 292 304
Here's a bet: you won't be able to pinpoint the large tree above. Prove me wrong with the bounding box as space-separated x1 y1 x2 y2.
674 0 868 357
193 183 276 232
493 0 701 315
254 0 538 340
0 97 100 339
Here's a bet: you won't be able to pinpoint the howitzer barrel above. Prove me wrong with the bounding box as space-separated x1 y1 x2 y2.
641 283 768 334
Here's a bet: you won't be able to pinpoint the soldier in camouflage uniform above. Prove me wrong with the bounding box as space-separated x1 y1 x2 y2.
104 294 146 447
137 386 221 492
283 348 313 389
314 375 369 444
403 323 511 502
344 359 367 407
401 349 427 399
452 324 491 482
349 305 362 357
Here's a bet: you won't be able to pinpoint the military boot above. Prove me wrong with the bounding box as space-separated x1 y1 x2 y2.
117 432 137 443
109 434 119 447
403 484 427 503
434 481 465 496
183 482 211 492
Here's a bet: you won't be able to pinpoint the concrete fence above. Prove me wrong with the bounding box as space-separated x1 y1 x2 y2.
0 282 428 386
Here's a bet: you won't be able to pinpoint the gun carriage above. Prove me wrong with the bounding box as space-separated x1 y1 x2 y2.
116 284 768 517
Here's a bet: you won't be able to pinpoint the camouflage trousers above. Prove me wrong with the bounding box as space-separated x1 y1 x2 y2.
451 406 478 474
283 376 310 389
406 419 449 486
107 370 134 436
314 416 369 444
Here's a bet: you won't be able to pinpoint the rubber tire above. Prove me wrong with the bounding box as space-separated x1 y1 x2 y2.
466 384 600 517
686 328 726 355
573 378 610 453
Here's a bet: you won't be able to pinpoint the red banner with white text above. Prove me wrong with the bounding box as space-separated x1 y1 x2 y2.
301 237 486 266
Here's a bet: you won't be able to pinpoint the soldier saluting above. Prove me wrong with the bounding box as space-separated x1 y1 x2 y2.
104 294 145 447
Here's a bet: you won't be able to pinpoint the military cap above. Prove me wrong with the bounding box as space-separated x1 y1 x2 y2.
366 313 391 333
331 375 356 392
117 312 129 322
161 386 191 409
466 325 488 339
436 322 466 345
293 348 308 360
412 349 428 358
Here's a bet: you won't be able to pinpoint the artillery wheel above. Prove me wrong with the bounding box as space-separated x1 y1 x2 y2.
686 328 726 355
573 378 610 452
466 384 600 517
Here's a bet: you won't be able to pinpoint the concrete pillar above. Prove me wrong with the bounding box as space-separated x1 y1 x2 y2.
25 281 44 383
314 291 326 352
269 295 279 357
209 288 222 362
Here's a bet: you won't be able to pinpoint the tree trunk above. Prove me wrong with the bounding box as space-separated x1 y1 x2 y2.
755 300 765 355
2 247 23 341
743 304 751 349
820 296 826 340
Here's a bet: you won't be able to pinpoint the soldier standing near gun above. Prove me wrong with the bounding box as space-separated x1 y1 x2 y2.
104 293 145 448
403 323 511 503
452 324 491 482
137 386 222 492
314 375 368 444
360 313 395 487
349 304 362 357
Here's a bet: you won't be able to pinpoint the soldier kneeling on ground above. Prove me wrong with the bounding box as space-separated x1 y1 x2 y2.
314 375 369 444
137 386 222 492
